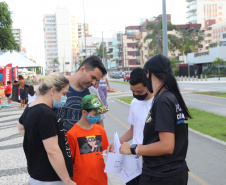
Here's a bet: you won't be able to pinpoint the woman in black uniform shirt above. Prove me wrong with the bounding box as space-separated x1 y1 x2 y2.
120 54 191 185
17 73 76 185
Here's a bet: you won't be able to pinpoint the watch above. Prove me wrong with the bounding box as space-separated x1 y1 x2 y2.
130 144 137 155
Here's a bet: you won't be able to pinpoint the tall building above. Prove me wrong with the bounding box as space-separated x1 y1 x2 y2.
212 19 226 42
43 6 79 74
78 23 91 38
186 0 226 27
11 28 22 50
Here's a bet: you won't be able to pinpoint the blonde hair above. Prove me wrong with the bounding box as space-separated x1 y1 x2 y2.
38 73 69 95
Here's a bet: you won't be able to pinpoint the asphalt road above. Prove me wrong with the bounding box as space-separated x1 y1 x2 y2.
105 92 226 185
109 80 226 117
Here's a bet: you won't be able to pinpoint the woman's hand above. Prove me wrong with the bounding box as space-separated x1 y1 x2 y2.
120 142 131 155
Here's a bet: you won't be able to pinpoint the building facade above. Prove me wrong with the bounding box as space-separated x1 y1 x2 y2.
78 37 114 69
212 19 226 42
11 28 22 50
186 0 226 27
43 6 79 74
78 23 91 38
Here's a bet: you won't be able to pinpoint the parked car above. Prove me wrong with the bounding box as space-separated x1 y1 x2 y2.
123 71 131 82
110 72 115 78
118 71 123 78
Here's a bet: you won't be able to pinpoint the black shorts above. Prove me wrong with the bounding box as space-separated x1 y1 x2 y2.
6 94 11 98
139 168 188 185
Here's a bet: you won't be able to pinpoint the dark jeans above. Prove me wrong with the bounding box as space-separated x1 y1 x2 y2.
139 168 188 185
126 175 140 185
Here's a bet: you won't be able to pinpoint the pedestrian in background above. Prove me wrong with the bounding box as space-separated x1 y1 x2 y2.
120 54 191 185
96 76 111 107
5 81 12 105
17 73 76 185
27 85 37 104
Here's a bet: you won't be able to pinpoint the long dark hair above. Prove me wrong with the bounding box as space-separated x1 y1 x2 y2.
28 85 35 96
144 54 191 118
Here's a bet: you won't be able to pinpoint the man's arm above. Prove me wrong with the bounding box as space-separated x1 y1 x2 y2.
13 80 21 86
107 125 133 153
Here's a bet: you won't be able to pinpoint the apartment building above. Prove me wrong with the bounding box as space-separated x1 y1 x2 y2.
11 28 22 50
43 6 79 74
78 36 114 68
212 19 226 42
186 0 226 27
78 23 91 38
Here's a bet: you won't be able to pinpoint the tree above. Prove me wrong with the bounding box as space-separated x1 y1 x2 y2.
213 58 226 80
144 20 178 55
94 44 112 69
53 58 60 72
94 44 112 60
0 2 20 51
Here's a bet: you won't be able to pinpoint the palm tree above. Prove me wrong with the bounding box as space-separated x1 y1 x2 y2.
213 58 226 80
53 58 60 72
94 44 113 68
144 19 178 55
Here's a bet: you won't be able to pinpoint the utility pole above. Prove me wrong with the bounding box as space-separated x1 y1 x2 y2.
102 31 105 68
162 0 168 57
83 0 87 58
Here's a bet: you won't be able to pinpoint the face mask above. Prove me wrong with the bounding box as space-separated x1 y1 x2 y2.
86 114 101 124
52 92 67 108
133 92 148 101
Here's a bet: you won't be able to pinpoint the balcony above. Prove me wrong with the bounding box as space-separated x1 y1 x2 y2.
188 4 197 12
127 43 136 48
135 33 141 40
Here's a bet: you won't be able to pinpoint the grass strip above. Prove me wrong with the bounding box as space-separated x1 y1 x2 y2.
109 80 129 85
118 96 226 142
192 91 226 98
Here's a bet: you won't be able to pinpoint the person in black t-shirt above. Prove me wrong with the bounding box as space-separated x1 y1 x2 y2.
120 54 191 185
17 73 76 185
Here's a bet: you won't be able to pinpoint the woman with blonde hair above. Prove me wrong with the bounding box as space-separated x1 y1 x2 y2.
17 73 76 185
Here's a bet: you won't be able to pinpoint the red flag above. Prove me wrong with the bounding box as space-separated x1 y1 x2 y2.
2 63 12 88
14 66 18 81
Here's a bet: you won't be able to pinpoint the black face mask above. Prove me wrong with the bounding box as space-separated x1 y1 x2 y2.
133 92 148 101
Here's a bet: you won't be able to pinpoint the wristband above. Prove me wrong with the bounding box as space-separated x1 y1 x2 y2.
135 145 140 156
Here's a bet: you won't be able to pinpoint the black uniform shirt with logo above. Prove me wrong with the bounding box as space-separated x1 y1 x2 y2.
143 90 188 178
19 104 73 181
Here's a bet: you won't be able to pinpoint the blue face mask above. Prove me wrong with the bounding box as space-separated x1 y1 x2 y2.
86 114 101 124
52 92 67 108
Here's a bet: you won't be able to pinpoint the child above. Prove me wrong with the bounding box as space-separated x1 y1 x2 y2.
5 81 12 105
67 94 109 185
27 85 37 104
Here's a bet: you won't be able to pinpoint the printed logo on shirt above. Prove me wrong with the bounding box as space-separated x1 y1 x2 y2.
56 96 84 130
77 135 103 154
145 111 152 123
175 104 188 125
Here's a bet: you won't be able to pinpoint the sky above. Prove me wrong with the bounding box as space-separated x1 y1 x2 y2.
2 0 187 68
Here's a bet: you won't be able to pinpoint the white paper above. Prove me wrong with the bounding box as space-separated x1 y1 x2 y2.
114 132 121 154
118 168 141 184
123 155 142 172
104 152 124 174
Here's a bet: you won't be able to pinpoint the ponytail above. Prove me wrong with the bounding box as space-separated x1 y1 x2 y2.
165 72 191 118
